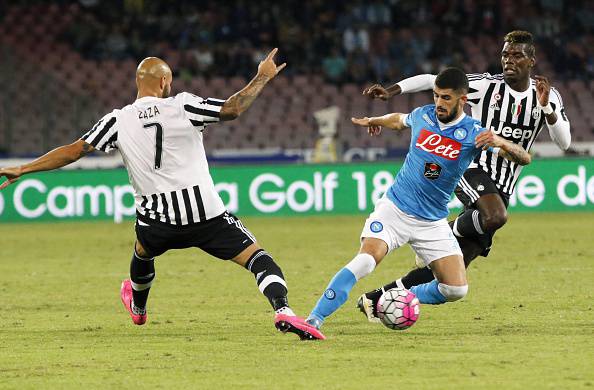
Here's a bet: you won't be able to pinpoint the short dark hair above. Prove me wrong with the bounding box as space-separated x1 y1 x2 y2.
504 30 535 58
435 67 468 94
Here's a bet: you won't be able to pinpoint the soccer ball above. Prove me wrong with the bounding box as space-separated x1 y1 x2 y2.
376 288 420 330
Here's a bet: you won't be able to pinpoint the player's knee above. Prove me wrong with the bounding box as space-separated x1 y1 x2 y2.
135 241 151 258
437 283 468 302
360 238 388 265
345 253 376 281
482 210 507 232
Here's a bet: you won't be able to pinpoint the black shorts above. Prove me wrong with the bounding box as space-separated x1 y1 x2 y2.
135 211 256 260
454 168 510 256
454 168 510 209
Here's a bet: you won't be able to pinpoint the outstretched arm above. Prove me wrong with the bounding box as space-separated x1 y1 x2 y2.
219 48 286 121
363 74 437 100
475 130 532 166
0 139 94 189
351 113 410 136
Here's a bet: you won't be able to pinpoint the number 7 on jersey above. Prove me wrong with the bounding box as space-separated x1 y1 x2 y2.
143 122 163 169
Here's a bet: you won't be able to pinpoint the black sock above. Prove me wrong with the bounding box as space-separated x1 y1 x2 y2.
401 267 435 288
245 249 288 311
365 281 399 304
130 251 155 310
452 209 484 239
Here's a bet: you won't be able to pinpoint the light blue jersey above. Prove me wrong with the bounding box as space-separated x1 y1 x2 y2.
387 104 484 221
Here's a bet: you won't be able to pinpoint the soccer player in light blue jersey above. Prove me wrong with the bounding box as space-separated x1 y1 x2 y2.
301 68 531 333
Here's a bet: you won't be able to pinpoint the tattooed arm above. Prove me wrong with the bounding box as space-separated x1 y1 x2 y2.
0 140 95 188
220 48 286 121
475 130 532 166
497 140 532 166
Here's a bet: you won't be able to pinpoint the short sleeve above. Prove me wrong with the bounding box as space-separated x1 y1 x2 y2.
405 106 423 128
467 73 492 107
179 92 225 128
80 111 119 152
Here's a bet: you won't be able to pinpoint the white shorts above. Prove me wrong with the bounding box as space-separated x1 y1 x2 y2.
360 196 462 267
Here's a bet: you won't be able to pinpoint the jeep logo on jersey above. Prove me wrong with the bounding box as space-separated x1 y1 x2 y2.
415 129 461 160
491 124 534 142
424 162 442 180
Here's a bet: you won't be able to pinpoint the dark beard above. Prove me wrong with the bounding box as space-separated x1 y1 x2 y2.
441 105 459 123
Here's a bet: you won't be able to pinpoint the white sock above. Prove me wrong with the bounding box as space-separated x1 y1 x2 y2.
275 306 295 316
345 253 376 280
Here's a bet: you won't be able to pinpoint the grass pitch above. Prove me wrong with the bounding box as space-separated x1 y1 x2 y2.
1 213 593 389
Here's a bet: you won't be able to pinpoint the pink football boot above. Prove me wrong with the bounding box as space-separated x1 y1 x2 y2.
274 313 326 340
120 279 147 325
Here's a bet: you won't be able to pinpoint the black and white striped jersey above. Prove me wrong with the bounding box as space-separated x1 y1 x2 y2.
81 92 227 226
465 72 569 196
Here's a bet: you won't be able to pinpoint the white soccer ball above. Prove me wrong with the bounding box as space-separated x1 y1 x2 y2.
376 287 420 330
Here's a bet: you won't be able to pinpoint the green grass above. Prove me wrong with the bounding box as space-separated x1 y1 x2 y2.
1 213 593 389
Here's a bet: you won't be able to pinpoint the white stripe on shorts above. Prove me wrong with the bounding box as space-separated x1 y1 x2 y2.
459 177 480 203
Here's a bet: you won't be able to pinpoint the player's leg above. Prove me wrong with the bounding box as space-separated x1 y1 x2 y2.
383 233 481 286
406 218 467 304
307 196 403 330
232 243 291 313
203 212 291 313
201 212 324 339
409 253 468 304
452 169 508 260
306 238 385 329
452 193 506 249
360 235 479 315
121 221 169 325
128 240 155 313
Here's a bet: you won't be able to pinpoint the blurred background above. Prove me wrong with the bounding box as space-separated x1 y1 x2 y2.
0 0 593 162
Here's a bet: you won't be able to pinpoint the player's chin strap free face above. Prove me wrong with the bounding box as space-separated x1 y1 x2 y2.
434 88 467 122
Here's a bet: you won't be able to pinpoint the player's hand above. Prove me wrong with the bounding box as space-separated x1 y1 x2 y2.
257 48 286 81
475 129 503 150
351 117 382 136
0 166 23 190
534 75 550 106
367 125 382 136
362 84 390 100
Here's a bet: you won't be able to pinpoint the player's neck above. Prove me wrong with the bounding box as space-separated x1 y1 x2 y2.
505 76 530 93
437 111 466 128
137 90 161 99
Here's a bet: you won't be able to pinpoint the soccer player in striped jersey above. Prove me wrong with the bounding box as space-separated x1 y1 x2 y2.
357 31 571 321
0 49 324 340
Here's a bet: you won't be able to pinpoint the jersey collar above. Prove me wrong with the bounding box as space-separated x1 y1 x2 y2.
506 79 532 98
135 96 162 103
437 112 466 131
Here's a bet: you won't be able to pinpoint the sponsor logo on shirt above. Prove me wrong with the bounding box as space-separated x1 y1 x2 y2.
415 129 461 160
424 162 442 180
